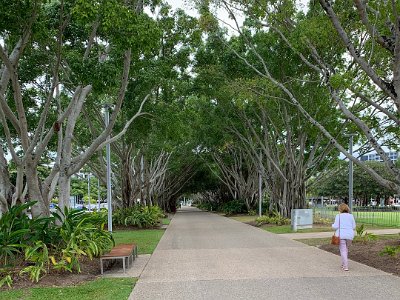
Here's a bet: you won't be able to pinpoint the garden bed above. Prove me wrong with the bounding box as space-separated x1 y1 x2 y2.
299 237 400 276
2 257 100 290
235 214 400 276
1 228 165 291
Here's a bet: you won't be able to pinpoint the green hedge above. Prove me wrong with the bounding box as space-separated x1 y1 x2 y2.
112 205 164 228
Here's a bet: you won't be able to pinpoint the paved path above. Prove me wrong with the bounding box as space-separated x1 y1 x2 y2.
129 207 400 300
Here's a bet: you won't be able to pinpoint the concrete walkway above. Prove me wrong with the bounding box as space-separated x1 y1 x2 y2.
129 207 400 300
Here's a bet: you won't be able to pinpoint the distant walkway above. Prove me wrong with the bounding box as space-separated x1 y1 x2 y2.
281 228 400 240
129 207 400 300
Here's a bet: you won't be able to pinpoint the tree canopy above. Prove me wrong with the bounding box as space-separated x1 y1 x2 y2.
1 0 399 218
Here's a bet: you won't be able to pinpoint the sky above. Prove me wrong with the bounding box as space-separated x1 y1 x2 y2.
166 0 310 16
165 0 244 34
167 0 197 15
165 0 309 33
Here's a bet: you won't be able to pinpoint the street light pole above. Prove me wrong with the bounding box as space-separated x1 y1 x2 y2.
98 177 101 212
348 135 355 212
105 105 113 232
87 173 91 212
258 150 262 217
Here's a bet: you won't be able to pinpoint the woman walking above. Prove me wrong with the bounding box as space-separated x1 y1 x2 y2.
332 203 356 271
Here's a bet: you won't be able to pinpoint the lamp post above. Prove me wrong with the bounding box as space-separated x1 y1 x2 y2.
346 134 356 212
258 150 263 217
87 173 91 212
104 104 112 232
97 178 101 212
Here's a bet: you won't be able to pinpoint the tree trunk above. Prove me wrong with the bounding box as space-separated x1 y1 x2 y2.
25 159 49 217
58 174 71 210
0 149 13 214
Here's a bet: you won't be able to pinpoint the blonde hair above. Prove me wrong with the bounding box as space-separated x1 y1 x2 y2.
338 203 350 213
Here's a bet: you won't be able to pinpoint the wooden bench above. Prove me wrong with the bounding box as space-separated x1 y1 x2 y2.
100 243 138 274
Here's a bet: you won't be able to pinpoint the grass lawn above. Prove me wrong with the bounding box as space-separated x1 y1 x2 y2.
112 229 165 254
0 278 136 300
294 237 331 246
229 215 258 223
260 225 336 234
315 209 400 227
355 212 400 227
161 218 171 225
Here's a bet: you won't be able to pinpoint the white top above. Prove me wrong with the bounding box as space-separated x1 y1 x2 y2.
332 213 356 240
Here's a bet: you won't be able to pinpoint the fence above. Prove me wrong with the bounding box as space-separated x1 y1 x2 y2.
314 206 400 227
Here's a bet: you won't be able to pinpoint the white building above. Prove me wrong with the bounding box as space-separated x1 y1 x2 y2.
359 151 399 162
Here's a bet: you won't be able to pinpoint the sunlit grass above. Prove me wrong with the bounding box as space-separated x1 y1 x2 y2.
315 209 400 227
161 218 171 225
229 215 258 223
112 229 165 254
0 278 136 300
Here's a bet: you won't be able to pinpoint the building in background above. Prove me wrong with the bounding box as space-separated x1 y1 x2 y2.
360 151 399 163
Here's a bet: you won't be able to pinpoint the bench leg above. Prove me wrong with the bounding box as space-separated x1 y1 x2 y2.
123 257 126 273
100 258 104 275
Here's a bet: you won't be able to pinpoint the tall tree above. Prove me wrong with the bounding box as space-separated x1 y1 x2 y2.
202 0 400 193
191 25 341 216
0 0 157 216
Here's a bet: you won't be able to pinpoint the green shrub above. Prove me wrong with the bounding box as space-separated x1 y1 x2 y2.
196 202 219 211
248 209 257 216
380 245 400 257
0 202 114 287
356 224 365 237
354 224 377 243
0 274 12 288
255 212 290 226
83 196 97 204
0 202 35 266
313 216 332 225
255 215 271 226
20 241 49 282
113 205 163 228
52 206 114 272
222 200 246 216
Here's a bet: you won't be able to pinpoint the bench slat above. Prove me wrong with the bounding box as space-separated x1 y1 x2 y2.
101 244 136 258
100 243 138 274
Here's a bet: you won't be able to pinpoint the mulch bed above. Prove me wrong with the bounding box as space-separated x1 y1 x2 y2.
2 257 101 290
319 239 400 276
